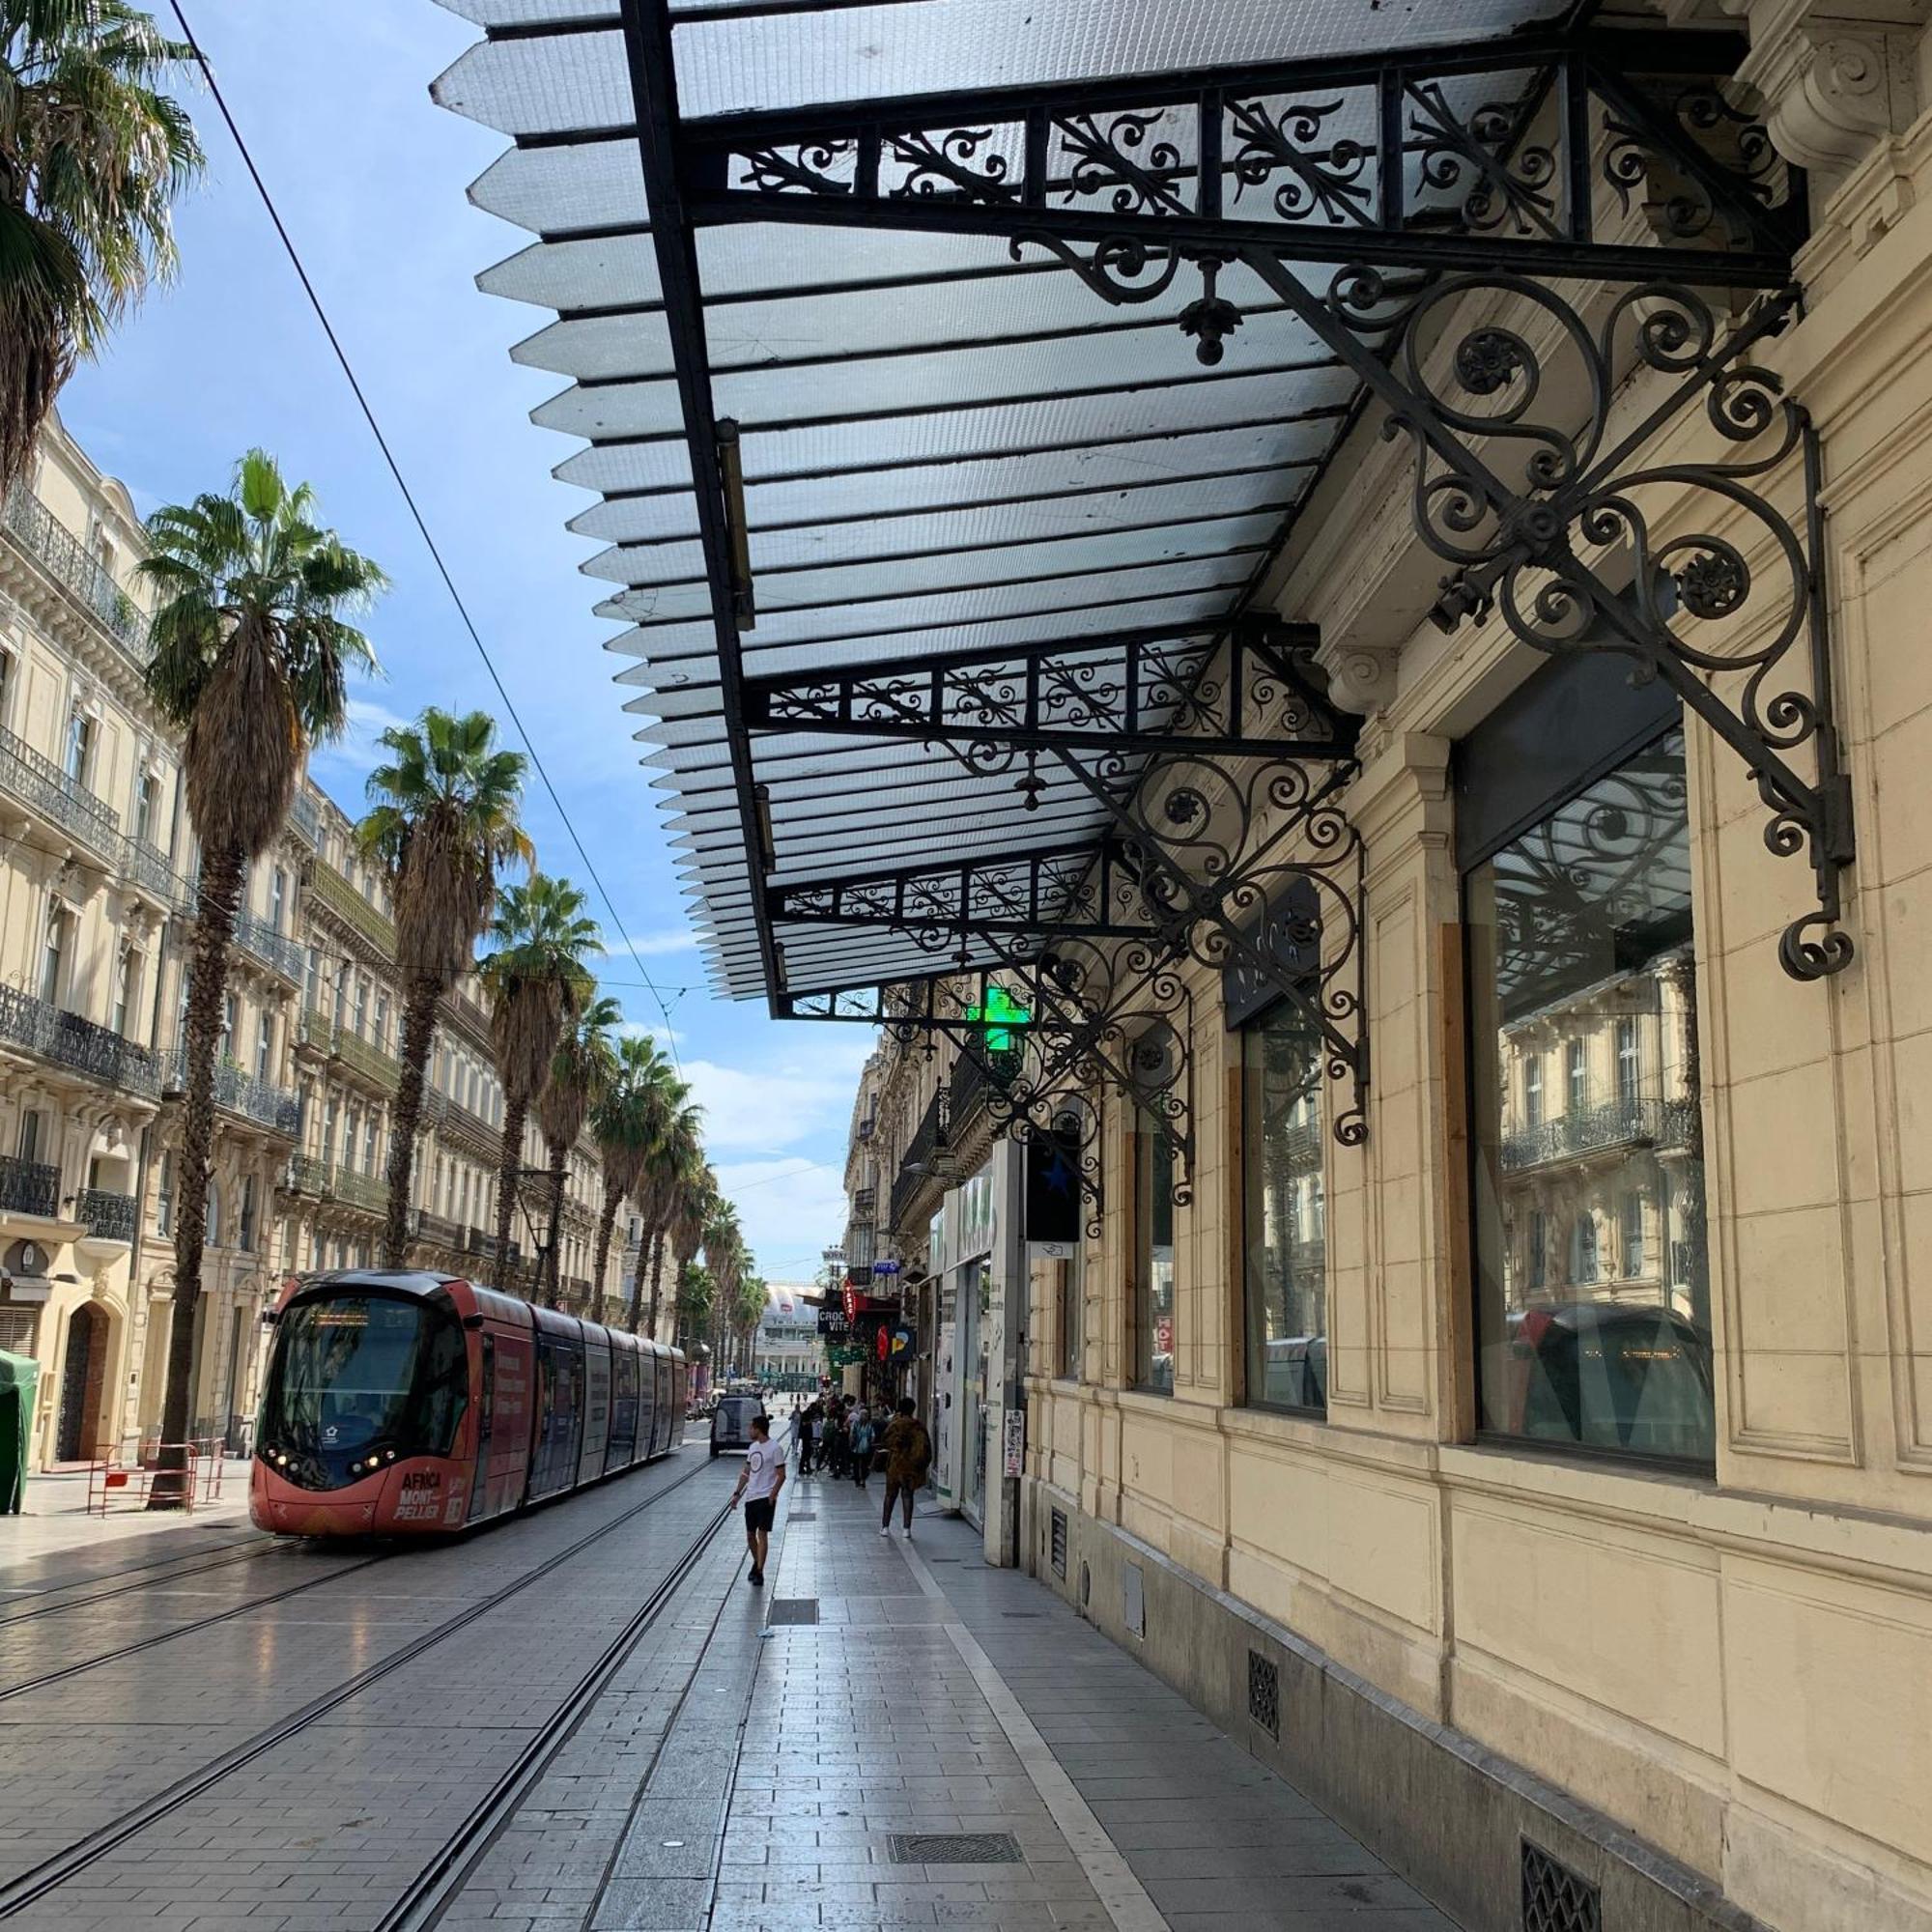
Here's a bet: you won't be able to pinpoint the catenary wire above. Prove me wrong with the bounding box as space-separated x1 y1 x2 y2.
166 0 687 1071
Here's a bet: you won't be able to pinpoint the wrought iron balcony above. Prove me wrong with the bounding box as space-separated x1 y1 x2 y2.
296 1009 399 1092
76 1187 137 1242
0 724 121 855
169 1044 300 1137
290 790 322 845
233 914 305 984
285 1153 332 1197
120 836 174 898
0 983 159 1096
308 860 395 954
332 1168 387 1214
846 1222 877 1270
0 1154 59 1219
410 1208 463 1248
1500 1096 1697 1174
851 1186 877 1222
1 488 149 663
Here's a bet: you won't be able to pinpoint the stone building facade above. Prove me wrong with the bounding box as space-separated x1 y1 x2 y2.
0 414 653 1470
837 23 1932 1928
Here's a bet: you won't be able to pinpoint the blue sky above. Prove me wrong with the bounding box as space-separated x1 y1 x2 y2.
58 0 868 1285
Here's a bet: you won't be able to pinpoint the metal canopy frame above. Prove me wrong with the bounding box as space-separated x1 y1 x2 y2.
440 0 1853 1209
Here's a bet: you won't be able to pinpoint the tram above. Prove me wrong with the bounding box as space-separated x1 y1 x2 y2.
250 1270 688 1537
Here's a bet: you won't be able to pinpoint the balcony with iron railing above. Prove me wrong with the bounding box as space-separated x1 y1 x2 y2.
233 914 305 984
0 1154 59 1219
290 791 321 845
410 1208 464 1248
308 860 395 954
891 1083 952 1230
1 488 149 664
168 1044 300 1137
285 1153 331 1198
332 1168 387 1214
297 1009 399 1092
75 1187 137 1243
1500 1095 1697 1174
0 726 121 856
0 984 159 1096
120 835 175 899
851 1185 877 1222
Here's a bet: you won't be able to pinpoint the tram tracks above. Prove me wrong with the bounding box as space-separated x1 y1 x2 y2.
0 1457 726 1919
0 1536 267 1626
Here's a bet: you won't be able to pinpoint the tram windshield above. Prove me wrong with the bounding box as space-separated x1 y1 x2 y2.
260 1293 468 1483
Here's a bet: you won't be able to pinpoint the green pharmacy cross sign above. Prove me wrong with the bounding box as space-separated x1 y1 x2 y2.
966 985 1032 1053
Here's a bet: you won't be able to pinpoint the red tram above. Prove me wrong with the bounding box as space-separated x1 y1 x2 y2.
250 1270 688 1537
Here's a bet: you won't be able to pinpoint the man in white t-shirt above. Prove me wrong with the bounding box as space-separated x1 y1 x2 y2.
729 1412 785 1587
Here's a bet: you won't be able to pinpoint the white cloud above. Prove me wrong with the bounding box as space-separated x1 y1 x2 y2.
712 1156 848 1279
618 925 700 958
307 696 412 802
677 1033 874 1156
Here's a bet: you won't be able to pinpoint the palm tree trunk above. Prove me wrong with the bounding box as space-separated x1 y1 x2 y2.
542 1137 566 1308
151 840 243 1509
495 1091 528 1288
627 1234 650 1334
643 1229 668 1341
589 1179 620 1327
383 974 441 1268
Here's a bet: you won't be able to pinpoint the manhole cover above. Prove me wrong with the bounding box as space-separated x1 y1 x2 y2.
767 1599 819 1625
888 1833 1024 1865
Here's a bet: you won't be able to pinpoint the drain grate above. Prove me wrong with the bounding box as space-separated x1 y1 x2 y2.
1521 1840 1601 1932
787 1511 816 1521
767 1598 819 1625
1002 1610 1042 1619
889 1833 1024 1865
1050 1507 1067 1578
1247 1649 1280 1740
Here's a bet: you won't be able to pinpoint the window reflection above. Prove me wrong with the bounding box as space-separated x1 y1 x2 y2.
1465 728 1714 1465
1134 1109 1176 1395
1242 1008 1326 1413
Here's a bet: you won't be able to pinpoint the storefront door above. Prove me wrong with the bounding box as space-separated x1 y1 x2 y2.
55 1302 105 1463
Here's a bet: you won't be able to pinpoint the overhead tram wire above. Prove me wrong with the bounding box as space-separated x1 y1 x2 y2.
165 1 686 1071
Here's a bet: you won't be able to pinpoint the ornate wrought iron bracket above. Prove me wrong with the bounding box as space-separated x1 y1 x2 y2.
680 28 1802 306
743 618 1354 762
1228 261 1854 979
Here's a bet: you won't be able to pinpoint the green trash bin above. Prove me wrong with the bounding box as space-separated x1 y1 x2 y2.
0 1350 41 1515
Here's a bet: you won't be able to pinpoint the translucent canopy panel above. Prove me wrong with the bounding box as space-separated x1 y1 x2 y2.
431 0 1577 1002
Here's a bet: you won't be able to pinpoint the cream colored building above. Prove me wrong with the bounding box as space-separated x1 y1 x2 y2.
0 416 653 1471
824 36 1932 1932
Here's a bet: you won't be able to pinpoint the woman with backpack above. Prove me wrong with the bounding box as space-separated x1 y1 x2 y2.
877 1397 931 1539
849 1405 876 1492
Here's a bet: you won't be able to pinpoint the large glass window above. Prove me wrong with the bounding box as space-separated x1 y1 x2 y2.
1057 1247 1083 1380
1132 1108 1176 1395
1465 724 1713 1467
1242 1007 1326 1414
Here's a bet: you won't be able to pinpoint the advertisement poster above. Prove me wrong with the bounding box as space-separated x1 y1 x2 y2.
1003 1406 1024 1479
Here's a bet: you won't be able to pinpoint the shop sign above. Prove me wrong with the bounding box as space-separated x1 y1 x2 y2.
817 1306 850 1338
1222 877 1320 1028
1002 1407 1025 1479
889 1321 916 1361
949 1165 996 1265
1024 1125 1082 1243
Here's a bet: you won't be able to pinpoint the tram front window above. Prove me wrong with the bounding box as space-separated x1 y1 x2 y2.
260 1293 467 1487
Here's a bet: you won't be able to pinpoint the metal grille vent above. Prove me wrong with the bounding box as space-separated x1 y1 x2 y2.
1050 1507 1067 1578
767 1599 819 1625
889 1833 1024 1865
1247 1649 1280 1739
1521 1841 1601 1932
788 1511 816 1521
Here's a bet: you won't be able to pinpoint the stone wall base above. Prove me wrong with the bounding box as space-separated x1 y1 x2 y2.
1024 1480 1775 1932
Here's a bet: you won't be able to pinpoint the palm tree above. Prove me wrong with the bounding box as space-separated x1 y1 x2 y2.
0 1 203 492
735 1272 766 1379
139 449 384 1504
535 994 619 1306
640 1121 707 1340
630 1090 699 1345
588 1036 678 1325
705 1201 746 1373
478 873 597 1290
355 709 530 1267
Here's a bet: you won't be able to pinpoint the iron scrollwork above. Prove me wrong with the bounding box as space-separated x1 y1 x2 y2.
1272 263 1853 979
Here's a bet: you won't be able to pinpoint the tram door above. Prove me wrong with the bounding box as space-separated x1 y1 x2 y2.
468 1335 495 1524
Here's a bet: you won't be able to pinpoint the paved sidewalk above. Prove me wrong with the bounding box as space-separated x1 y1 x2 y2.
1 1458 256 1570
724 1469 1453 1932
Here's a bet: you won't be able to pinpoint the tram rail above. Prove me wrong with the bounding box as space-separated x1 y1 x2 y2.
0 1535 266 1624
0 1456 723 1919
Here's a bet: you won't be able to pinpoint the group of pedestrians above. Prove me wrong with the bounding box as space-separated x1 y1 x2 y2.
791 1393 932 1537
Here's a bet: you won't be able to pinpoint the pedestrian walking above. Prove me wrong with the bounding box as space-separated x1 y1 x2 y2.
850 1405 876 1491
729 1413 785 1587
878 1397 931 1539
797 1399 817 1475
824 1401 849 1479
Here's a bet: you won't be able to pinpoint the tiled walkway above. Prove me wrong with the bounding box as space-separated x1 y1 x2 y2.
0 1444 1455 1930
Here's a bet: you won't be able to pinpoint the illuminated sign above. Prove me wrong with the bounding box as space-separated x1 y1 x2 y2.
965 984 1031 1053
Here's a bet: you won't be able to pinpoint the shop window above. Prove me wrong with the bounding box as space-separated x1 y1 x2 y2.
1461 653 1713 1470
1241 1004 1326 1415
1131 1107 1176 1396
1058 1246 1083 1381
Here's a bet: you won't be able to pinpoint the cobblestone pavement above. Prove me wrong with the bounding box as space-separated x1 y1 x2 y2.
0 1442 1454 1931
